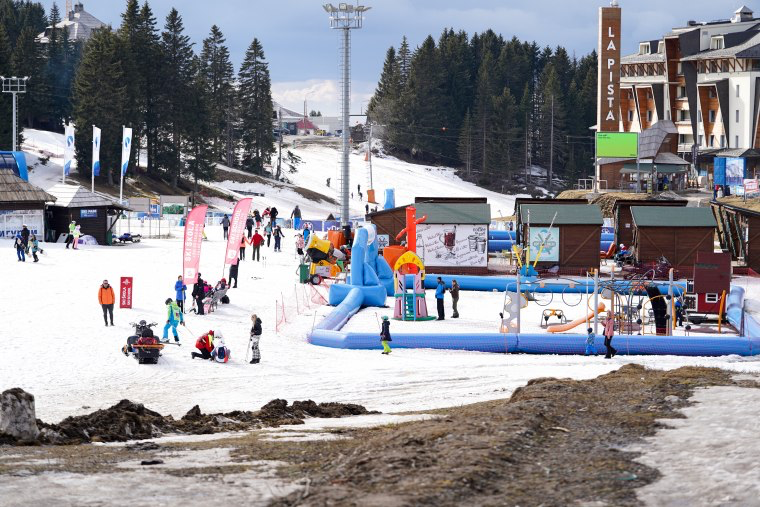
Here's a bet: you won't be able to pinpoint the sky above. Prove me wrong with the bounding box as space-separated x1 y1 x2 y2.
42 0 755 115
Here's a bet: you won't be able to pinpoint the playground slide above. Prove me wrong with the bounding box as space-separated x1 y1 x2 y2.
547 303 606 333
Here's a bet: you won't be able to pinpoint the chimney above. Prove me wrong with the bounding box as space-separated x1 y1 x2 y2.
74 2 84 14
733 5 753 23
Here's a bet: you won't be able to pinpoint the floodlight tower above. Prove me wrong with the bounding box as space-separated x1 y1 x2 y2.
323 3 370 226
1 76 29 151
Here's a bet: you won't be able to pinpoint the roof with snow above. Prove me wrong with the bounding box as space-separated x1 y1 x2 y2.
46 184 129 210
0 170 56 204
36 2 106 43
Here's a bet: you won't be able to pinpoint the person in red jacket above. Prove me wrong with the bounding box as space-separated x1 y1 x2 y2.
98 280 115 326
251 229 264 262
191 330 214 360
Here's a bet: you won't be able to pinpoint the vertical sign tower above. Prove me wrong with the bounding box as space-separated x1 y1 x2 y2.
596 1 622 190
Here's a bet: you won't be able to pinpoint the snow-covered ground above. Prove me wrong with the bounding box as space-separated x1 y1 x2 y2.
4 224 760 424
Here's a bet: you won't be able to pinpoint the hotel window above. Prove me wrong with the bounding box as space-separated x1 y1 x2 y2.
647 90 653 99
666 110 671 120
736 110 740 123
647 111 653 122
708 88 717 98
679 134 687 144
677 62 683 75
639 43 650 55
699 134 704 146
721 135 726 148
737 84 741 97
710 36 725 50
658 41 664 54
698 110 703 122
678 86 686 98
710 135 716 147
736 135 740 147
709 110 716 122
628 110 633 122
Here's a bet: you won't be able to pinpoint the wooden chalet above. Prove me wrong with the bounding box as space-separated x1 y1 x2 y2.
630 206 717 267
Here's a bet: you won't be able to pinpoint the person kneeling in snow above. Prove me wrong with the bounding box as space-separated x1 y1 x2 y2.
211 332 230 363
162 298 185 343
191 330 214 360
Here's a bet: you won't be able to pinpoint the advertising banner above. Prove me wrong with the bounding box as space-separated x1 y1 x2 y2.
121 127 133 176
744 178 759 197
596 132 638 158
597 5 621 131
120 276 133 309
182 205 208 285
416 223 488 267
224 198 253 266
63 125 75 176
528 226 560 263
726 157 746 187
0 209 44 239
92 126 101 176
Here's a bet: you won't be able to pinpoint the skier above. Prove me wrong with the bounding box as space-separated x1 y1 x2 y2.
192 273 206 315
162 298 185 343
229 262 239 288
357 184 361 194
273 225 284 252
98 280 115 326
239 234 249 260
380 315 392 355
221 214 230 240
435 277 446 320
450 279 460 319
296 233 305 256
245 215 254 239
249 314 262 364
365 204 369 215
191 330 214 360
291 205 302 230
585 328 598 356
264 223 272 248
326 177 331 187
13 234 25 262
65 221 76 249
251 229 264 261
303 225 310 245
29 234 41 262
603 313 617 359
174 276 187 313
211 332 230 363
20 224 30 251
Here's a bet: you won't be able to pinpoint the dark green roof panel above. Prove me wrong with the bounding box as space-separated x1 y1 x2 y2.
519 204 603 225
630 206 716 227
414 203 491 224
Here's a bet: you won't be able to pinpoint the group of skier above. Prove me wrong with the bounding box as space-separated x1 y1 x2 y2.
13 224 43 263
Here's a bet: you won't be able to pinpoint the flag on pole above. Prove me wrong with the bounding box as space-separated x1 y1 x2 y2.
183 205 208 285
92 126 101 176
63 125 75 176
224 198 253 266
121 127 133 176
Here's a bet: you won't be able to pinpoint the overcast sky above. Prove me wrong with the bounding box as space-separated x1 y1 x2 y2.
42 0 754 114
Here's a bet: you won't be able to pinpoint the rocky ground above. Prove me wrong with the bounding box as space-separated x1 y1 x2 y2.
1 365 757 506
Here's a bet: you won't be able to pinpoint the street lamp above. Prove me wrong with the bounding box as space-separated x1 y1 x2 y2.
1 76 29 151
322 3 371 226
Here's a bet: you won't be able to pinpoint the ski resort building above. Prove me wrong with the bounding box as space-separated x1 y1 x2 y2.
619 6 760 181
46 184 129 245
36 3 106 44
0 170 55 240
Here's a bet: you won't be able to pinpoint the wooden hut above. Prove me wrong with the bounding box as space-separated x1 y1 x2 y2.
630 206 716 268
519 203 603 270
46 184 130 245
613 199 688 247
0 169 55 240
513 198 588 244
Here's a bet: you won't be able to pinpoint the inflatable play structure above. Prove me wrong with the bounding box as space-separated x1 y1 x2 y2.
393 251 434 321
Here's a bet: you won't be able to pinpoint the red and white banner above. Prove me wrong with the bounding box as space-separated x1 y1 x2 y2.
183 205 208 285
224 198 253 266
120 276 133 309
744 178 759 196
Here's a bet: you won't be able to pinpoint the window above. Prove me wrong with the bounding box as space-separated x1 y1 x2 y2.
639 42 651 55
737 84 741 97
666 110 671 120
710 36 725 50
678 86 686 98
658 41 664 54
647 110 653 122
698 134 704 146
710 135 716 147
736 135 740 147
708 88 717 98
698 110 703 122
709 110 716 122
647 90 653 99
628 110 633 122
679 110 691 122
677 62 683 75
737 110 740 123
721 135 726 148
679 134 687 144
705 293 719 303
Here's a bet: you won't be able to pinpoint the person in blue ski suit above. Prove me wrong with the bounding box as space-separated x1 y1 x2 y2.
174 276 187 313
585 328 598 356
163 298 185 342
435 277 445 320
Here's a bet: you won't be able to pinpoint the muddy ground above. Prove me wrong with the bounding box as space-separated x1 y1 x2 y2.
269 364 757 506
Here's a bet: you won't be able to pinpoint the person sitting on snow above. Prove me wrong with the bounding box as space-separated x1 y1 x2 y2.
191 330 214 360
215 278 227 291
162 298 185 343
210 332 230 363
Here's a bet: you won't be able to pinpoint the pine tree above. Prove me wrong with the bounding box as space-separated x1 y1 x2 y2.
157 8 194 188
367 46 399 125
200 25 234 163
184 56 216 205
12 26 47 129
238 37 274 175
117 0 144 163
0 25 13 149
457 108 473 177
472 52 496 179
137 1 162 176
537 64 567 192
72 29 126 186
488 87 520 179
397 36 410 89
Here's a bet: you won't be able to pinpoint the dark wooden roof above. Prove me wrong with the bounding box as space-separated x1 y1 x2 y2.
0 170 56 203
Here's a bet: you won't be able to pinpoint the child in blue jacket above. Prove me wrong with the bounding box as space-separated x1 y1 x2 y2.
585 327 598 356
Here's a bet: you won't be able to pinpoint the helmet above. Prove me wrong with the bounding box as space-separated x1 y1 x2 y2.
382 315 389 321
139 319 147 327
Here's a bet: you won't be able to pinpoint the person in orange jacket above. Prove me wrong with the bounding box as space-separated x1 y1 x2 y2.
239 234 250 261
98 279 115 326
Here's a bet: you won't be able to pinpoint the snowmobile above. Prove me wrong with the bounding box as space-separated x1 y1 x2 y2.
123 320 164 364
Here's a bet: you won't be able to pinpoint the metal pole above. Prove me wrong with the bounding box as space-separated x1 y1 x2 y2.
119 125 124 205
593 268 599 335
549 95 554 194
636 133 641 193
340 27 350 227
668 268 674 336
11 91 16 151
515 270 521 334
368 123 373 189
278 107 283 179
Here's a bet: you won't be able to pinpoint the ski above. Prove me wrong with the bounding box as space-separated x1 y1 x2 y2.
159 341 182 346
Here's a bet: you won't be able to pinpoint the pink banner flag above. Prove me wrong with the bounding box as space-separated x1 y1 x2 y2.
183 205 208 285
224 198 253 266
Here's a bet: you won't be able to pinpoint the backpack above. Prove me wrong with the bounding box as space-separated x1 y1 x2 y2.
215 346 229 363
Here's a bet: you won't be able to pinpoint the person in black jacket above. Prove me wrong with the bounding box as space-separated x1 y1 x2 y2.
245 215 254 238
20 225 30 251
221 215 230 240
250 314 262 364
192 273 206 315
380 315 392 355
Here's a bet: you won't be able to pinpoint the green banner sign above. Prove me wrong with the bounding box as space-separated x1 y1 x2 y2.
596 132 639 158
